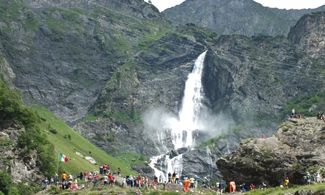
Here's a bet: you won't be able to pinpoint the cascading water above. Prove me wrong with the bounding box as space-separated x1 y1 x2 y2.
149 51 208 181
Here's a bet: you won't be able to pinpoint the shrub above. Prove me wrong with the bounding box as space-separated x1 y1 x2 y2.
8 187 19 195
49 128 57 134
0 171 12 195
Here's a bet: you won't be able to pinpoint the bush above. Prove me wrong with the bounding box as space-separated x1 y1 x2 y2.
49 128 57 134
0 171 12 195
16 182 41 195
8 187 19 195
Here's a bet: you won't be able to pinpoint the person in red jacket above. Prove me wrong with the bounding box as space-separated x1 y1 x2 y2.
183 177 190 192
108 173 114 185
229 181 236 192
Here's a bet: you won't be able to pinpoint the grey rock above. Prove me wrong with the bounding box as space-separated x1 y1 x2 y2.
163 0 325 36
216 118 325 186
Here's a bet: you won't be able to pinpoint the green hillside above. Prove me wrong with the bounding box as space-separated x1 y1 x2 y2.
31 106 136 176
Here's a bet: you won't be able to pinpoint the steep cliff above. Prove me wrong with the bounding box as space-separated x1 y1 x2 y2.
202 12 325 124
0 0 168 124
163 0 325 36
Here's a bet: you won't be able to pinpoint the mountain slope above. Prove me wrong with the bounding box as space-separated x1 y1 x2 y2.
0 0 170 124
31 106 138 175
163 0 325 36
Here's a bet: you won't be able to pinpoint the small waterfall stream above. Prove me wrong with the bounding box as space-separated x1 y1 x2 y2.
149 51 208 181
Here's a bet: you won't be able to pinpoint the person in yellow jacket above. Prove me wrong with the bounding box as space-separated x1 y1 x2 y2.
284 177 289 188
61 172 68 181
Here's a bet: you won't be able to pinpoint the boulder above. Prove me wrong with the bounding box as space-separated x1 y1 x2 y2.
217 117 325 186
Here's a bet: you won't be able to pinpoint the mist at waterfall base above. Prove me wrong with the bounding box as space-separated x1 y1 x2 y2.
142 51 233 181
142 106 233 148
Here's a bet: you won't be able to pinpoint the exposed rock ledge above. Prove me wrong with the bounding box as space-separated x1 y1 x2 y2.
217 117 325 186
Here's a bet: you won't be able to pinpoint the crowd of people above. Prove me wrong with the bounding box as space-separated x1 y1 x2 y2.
41 160 325 193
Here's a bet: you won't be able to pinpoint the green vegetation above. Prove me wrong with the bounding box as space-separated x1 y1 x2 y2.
0 79 56 177
245 183 325 195
23 11 40 31
45 8 85 34
0 171 40 195
283 91 325 117
31 106 136 176
0 0 24 22
199 134 226 148
102 110 141 124
115 152 149 168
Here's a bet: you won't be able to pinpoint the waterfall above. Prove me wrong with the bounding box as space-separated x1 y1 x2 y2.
171 50 207 149
149 51 208 181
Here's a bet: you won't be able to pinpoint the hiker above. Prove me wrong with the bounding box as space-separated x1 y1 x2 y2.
168 172 172 183
321 113 325 122
176 173 179 184
249 183 256 190
145 176 149 189
42 178 49 189
117 167 121 176
103 164 107 174
103 174 109 185
172 172 176 183
284 177 289 188
137 175 142 188
108 172 114 185
79 172 83 180
61 172 68 182
153 176 158 190
316 172 322 183
189 177 195 188
317 112 322 120
291 108 295 117
107 164 111 173
129 175 134 187
183 177 190 192
70 180 78 191
229 181 236 192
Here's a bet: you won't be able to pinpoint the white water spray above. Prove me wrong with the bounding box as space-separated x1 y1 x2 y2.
171 50 207 149
149 51 208 180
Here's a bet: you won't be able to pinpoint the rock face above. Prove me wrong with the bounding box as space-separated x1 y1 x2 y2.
216 117 325 186
288 12 325 58
163 0 325 36
0 122 43 183
0 0 164 124
202 12 325 124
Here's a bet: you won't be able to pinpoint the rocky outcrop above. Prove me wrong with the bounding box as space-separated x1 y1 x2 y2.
0 122 43 183
288 12 325 58
163 0 325 36
216 117 325 186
